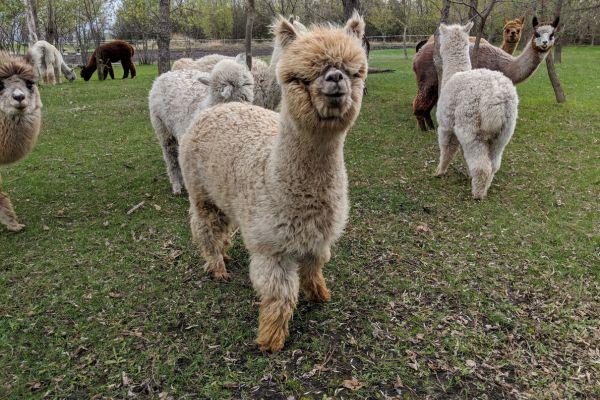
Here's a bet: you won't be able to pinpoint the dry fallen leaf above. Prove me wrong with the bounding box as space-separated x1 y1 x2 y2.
342 378 364 391
466 359 477 368
394 375 404 388
415 224 431 234
108 291 122 298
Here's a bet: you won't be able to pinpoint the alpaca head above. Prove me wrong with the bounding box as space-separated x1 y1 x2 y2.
531 16 560 52
0 52 41 117
64 68 76 82
503 17 525 44
197 57 254 104
438 22 474 58
80 65 94 81
274 11 368 133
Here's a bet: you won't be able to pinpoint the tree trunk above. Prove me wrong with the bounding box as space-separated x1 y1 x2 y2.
434 0 452 93
546 52 565 103
245 0 255 70
46 0 57 45
472 0 498 69
95 40 105 81
22 0 39 44
157 0 171 75
553 0 564 63
402 26 408 59
342 0 360 20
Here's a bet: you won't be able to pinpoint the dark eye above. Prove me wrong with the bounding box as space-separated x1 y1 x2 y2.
0 81 4 92
506 29 510 33
516 30 520 34
534 32 541 38
549 33 554 39
25 80 34 91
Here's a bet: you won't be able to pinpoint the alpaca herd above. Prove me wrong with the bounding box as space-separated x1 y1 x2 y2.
0 13 561 351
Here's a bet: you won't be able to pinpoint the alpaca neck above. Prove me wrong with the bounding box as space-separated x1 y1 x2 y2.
501 39 519 55
441 46 471 87
479 39 549 84
0 113 40 165
269 106 346 203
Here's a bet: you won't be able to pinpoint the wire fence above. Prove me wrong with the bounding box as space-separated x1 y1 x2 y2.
7 34 432 66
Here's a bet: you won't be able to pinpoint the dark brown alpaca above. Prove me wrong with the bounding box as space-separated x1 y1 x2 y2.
80 40 136 81
412 16 560 131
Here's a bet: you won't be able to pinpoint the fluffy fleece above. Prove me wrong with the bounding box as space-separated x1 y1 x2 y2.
0 52 42 231
80 40 136 81
149 58 254 195
178 13 368 352
171 52 281 110
435 22 518 199
27 40 76 85
412 16 559 131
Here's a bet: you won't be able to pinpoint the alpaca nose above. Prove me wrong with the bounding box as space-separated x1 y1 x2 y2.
12 92 25 102
542 40 548 45
325 69 344 83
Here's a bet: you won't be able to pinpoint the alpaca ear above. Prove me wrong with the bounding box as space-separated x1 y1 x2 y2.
519 16 525 24
463 21 474 33
234 53 247 66
273 15 298 50
197 76 211 86
552 16 560 28
532 16 539 28
439 24 449 36
345 11 365 40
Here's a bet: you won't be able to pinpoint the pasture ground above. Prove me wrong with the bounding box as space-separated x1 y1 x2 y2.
1 47 599 398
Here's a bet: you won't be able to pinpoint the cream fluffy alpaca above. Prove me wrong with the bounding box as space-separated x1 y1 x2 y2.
435 22 518 199
172 53 280 110
149 58 254 195
0 52 42 231
179 13 368 352
27 40 76 85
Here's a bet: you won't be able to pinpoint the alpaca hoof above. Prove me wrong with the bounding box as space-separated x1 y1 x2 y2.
304 284 331 303
434 169 445 177
256 332 286 353
203 261 230 280
6 223 25 232
172 186 185 196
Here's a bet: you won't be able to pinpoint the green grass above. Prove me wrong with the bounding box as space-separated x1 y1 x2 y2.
1 47 599 399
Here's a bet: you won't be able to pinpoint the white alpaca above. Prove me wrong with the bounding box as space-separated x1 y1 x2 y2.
27 40 76 85
149 58 254 195
435 22 519 199
179 13 368 352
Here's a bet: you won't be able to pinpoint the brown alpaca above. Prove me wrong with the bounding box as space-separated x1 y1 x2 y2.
0 52 42 232
412 16 560 131
501 17 525 55
80 40 136 81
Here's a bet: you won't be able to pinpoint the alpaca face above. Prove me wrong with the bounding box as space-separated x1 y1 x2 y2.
275 12 368 133
208 59 254 104
503 17 524 44
532 16 560 51
64 68 76 82
80 66 94 81
0 69 39 117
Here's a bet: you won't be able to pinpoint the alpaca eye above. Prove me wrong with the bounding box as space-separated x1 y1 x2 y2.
25 80 34 91
353 73 361 79
534 32 541 38
549 33 554 39
0 81 4 92
506 29 510 33
516 30 520 33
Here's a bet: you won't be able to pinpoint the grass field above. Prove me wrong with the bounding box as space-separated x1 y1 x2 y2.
1 47 599 399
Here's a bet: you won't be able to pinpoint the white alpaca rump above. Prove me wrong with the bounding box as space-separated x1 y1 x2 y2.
435 23 519 199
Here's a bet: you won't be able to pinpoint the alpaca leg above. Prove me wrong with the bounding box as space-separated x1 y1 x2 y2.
122 61 130 79
299 247 331 303
250 253 299 352
129 62 136 79
435 127 459 176
424 110 436 131
0 191 24 232
189 198 230 279
107 63 115 79
413 84 438 131
462 140 493 200
151 115 185 195
490 127 514 174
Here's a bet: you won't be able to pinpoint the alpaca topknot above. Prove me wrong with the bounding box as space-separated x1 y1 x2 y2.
0 52 36 82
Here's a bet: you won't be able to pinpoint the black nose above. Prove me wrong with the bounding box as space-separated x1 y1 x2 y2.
325 69 344 83
542 40 548 44
13 93 25 102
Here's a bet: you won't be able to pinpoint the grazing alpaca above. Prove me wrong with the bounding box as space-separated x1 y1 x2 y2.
80 40 136 81
501 17 525 55
179 13 367 352
149 58 254 195
27 40 76 85
412 16 559 131
435 22 518 200
0 52 42 231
